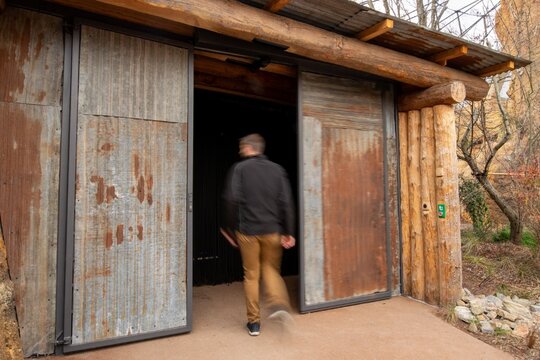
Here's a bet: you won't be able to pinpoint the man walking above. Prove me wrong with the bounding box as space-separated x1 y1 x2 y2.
221 133 295 336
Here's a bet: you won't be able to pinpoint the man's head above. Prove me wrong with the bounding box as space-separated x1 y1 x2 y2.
239 133 265 158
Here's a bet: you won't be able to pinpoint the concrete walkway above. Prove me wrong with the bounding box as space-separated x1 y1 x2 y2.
57 281 511 360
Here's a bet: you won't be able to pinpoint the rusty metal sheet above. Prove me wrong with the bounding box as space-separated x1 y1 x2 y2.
0 7 63 356
0 102 61 356
72 115 188 345
72 26 189 346
79 25 188 122
0 7 63 106
301 72 388 306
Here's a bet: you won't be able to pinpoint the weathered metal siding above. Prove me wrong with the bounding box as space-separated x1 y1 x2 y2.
301 72 388 306
0 7 63 356
72 26 189 345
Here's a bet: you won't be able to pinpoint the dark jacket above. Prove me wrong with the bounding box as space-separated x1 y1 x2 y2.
222 155 295 236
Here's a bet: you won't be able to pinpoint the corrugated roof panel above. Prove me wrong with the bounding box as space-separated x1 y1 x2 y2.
240 0 530 75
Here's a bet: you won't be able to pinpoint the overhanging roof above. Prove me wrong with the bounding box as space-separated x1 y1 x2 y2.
239 0 531 76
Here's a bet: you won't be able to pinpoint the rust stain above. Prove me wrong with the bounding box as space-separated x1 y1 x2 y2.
0 104 43 289
147 193 153 205
136 175 145 203
146 175 153 190
75 174 80 193
83 267 112 280
90 175 105 205
322 128 387 300
0 17 31 102
33 32 44 59
37 91 46 102
165 203 171 223
100 143 115 152
106 186 117 203
116 224 124 245
104 229 113 249
137 225 143 241
133 154 140 176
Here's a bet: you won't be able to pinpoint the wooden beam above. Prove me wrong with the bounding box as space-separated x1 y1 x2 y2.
434 105 462 306
398 81 466 112
356 19 394 42
264 0 290 13
194 54 296 105
398 112 411 297
193 50 297 77
428 45 468 66
48 0 489 100
476 61 515 77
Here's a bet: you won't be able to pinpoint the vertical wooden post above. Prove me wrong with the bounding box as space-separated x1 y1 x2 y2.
407 110 424 301
420 107 439 304
434 104 462 305
398 112 411 296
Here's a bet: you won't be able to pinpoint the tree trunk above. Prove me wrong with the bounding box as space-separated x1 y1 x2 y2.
475 174 522 244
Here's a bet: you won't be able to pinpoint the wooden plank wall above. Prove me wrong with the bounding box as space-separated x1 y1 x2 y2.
72 26 189 345
0 7 63 356
398 106 462 305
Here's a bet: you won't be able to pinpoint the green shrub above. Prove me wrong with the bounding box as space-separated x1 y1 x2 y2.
493 226 511 242
459 178 491 239
521 230 538 250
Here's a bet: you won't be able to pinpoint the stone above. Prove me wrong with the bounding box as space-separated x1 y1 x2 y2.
470 298 487 315
512 322 530 338
477 315 487 321
533 313 540 322
480 321 494 334
486 311 498 320
491 320 504 329
478 294 486 299
455 306 475 323
463 288 473 297
468 322 479 333
500 324 512 331
512 296 532 307
530 304 540 313
456 300 467 307
503 299 533 320
502 320 517 329
502 310 518 322
496 293 506 300
486 295 503 308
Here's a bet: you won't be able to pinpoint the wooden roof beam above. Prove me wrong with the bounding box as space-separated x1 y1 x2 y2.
398 81 466 112
476 61 515 78
48 0 489 100
264 0 290 13
356 19 394 42
428 45 468 66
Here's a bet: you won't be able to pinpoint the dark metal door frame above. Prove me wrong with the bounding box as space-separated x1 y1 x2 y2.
297 67 395 313
56 19 194 353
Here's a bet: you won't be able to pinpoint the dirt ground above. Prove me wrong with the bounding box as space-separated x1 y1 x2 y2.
459 238 540 359
0 222 23 360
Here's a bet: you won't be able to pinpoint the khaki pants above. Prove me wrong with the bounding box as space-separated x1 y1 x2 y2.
236 232 290 323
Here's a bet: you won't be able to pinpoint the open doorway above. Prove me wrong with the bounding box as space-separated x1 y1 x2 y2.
193 89 299 287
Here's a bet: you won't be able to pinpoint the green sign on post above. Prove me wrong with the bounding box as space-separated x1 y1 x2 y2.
437 204 446 219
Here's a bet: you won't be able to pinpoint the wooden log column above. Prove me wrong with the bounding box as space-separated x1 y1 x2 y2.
434 105 462 305
407 110 424 301
420 108 439 305
398 112 411 296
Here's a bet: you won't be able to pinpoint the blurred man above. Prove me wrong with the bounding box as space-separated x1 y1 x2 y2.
221 133 295 336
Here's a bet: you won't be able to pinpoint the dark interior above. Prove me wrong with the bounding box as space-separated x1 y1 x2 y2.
193 89 299 286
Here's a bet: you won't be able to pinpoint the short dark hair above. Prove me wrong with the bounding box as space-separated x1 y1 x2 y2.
240 133 265 153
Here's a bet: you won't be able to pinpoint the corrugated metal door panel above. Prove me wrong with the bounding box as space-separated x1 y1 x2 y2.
300 72 390 311
0 8 63 356
70 26 189 347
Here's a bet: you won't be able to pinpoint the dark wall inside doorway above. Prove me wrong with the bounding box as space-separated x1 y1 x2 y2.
193 90 298 286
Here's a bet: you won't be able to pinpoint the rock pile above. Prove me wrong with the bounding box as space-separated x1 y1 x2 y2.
454 289 540 338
